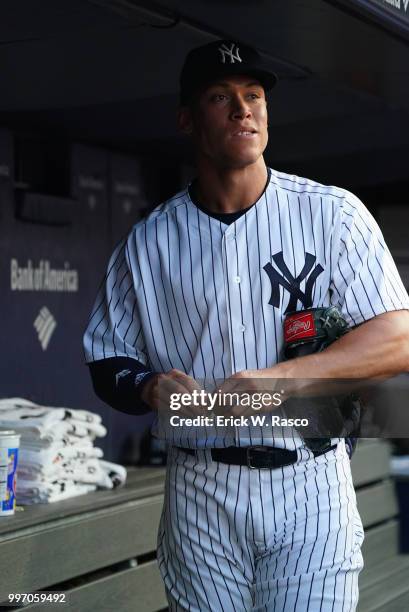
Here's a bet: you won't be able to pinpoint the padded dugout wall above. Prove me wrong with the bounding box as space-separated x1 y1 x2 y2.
110 153 150 246
108 153 156 463
0 129 13 231
0 139 112 456
1 137 167 461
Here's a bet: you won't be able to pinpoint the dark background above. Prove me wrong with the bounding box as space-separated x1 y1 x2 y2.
0 0 408 461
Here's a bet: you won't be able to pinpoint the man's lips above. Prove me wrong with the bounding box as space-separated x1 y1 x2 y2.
231 129 258 138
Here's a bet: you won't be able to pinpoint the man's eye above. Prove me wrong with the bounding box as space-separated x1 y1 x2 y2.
248 93 261 100
211 94 227 102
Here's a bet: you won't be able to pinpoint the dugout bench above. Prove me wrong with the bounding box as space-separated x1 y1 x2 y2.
0 440 405 611
0 468 168 612
353 440 409 612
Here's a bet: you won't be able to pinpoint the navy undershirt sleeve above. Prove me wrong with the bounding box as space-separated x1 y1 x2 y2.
88 356 156 416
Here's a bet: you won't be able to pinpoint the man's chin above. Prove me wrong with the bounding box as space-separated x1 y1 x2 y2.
221 141 266 169
222 153 263 170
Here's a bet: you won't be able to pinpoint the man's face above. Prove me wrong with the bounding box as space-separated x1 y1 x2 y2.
179 74 268 169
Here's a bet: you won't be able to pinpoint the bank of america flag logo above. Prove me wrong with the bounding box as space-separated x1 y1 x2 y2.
33 307 57 351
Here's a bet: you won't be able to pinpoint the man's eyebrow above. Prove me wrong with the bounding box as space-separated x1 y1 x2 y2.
208 81 263 88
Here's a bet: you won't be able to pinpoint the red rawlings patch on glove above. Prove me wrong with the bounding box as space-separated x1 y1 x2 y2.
284 311 316 343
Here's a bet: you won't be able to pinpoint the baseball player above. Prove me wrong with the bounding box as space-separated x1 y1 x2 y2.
83 40 409 611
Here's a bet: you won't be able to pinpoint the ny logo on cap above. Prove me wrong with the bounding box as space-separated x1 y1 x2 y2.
218 42 242 64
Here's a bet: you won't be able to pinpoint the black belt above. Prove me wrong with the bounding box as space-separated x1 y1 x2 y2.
176 444 337 469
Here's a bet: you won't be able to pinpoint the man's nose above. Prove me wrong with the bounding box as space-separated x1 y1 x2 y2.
230 95 251 120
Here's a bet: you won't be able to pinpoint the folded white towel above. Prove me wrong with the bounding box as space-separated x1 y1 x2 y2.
17 464 64 481
17 481 97 504
0 398 100 422
0 406 66 429
17 477 79 495
63 408 102 425
0 397 125 505
19 445 103 468
0 397 40 411
12 422 73 441
65 418 107 438
0 400 105 438
20 433 94 450
61 459 113 488
17 461 87 483
17 457 127 489
99 460 127 488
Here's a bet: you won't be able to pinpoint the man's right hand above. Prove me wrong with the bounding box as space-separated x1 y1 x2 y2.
140 369 203 415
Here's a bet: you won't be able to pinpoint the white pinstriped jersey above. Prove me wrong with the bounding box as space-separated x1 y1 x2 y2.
83 168 409 449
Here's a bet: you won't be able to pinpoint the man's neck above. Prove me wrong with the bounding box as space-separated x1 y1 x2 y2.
194 158 269 213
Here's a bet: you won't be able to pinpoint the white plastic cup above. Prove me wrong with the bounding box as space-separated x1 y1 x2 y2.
0 429 21 516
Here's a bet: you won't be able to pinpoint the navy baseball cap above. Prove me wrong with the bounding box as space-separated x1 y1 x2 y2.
180 39 278 104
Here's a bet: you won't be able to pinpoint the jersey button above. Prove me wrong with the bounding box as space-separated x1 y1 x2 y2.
238 324 246 332
234 276 241 284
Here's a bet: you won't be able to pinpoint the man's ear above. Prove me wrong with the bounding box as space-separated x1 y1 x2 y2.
178 106 193 135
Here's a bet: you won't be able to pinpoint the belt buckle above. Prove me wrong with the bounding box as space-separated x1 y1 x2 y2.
246 445 271 469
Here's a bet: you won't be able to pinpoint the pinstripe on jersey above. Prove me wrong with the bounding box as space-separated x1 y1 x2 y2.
83 167 409 450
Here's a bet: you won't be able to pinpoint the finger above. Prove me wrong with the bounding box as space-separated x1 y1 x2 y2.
168 370 203 394
218 378 245 398
145 374 186 413
156 376 206 417
164 371 206 415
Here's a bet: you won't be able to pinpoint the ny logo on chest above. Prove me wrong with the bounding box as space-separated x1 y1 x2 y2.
263 252 324 314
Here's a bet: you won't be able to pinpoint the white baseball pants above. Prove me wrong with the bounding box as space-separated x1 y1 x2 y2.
157 441 364 611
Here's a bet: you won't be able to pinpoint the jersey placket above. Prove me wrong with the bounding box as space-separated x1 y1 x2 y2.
222 225 246 372
222 222 248 447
